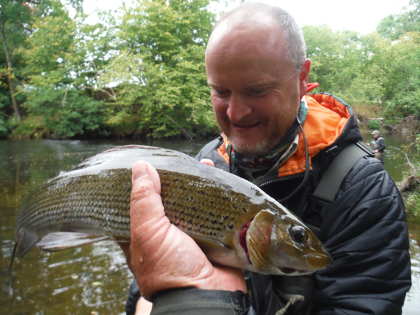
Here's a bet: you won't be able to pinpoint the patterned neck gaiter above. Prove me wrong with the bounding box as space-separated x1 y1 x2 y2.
230 99 308 182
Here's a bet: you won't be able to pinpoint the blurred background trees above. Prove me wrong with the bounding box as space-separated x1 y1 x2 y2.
0 0 418 139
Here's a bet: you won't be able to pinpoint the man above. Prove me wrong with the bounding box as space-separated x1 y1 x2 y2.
124 3 411 314
370 130 386 162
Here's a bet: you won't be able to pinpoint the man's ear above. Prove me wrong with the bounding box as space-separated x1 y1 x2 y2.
299 59 311 98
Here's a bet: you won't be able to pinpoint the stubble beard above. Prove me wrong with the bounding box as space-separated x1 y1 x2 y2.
229 136 274 156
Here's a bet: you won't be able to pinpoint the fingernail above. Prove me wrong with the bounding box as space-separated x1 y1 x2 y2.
132 161 148 181
200 159 215 167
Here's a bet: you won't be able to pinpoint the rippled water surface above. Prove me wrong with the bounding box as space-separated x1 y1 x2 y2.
0 138 418 314
405 221 420 315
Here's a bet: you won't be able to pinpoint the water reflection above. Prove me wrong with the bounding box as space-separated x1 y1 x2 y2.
0 138 418 314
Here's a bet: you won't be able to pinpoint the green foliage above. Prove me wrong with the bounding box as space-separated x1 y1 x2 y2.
0 76 10 137
18 87 105 138
12 115 47 139
17 0 108 138
304 11 419 122
377 0 420 40
99 0 216 139
120 0 212 66
0 0 31 45
367 120 381 130
0 0 33 120
381 33 420 119
406 191 420 217
402 133 420 217
303 26 380 103
0 0 418 139
0 95 8 137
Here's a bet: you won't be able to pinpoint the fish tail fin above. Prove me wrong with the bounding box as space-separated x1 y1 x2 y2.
8 242 18 273
8 229 39 272
14 229 40 258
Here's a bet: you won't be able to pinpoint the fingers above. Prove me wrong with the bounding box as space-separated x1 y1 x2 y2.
126 159 247 298
129 161 170 281
120 162 159 271
200 159 215 167
130 161 164 228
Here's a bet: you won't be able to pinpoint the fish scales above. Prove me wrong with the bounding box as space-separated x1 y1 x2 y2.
160 170 245 242
167 174 227 236
27 172 131 237
13 145 332 275
20 169 242 242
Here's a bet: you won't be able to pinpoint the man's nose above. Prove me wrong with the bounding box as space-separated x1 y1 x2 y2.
226 94 252 122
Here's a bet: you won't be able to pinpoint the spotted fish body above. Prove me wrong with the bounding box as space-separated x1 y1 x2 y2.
14 145 331 275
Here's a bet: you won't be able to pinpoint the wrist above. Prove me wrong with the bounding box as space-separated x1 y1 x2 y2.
194 266 247 293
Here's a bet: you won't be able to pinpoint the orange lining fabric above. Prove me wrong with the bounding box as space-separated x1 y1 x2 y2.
278 94 350 177
217 134 230 163
217 93 351 177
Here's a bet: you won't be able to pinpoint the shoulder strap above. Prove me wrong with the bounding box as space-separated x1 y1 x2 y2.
312 142 372 203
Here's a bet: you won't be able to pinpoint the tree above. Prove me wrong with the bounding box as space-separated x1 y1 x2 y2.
335 33 389 106
0 0 32 122
377 0 420 40
303 22 419 122
380 33 420 119
17 0 105 138
303 26 366 98
376 0 420 119
99 0 216 138
0 0 85 137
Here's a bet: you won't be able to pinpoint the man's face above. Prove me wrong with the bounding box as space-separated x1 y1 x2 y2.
206 25 309 155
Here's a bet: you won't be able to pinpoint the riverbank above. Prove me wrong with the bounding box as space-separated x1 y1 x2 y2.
355 103 419 218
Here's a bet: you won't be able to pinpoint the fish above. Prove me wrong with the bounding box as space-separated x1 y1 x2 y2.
12 145 331 275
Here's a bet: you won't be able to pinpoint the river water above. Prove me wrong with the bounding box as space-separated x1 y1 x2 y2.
0 138 418 314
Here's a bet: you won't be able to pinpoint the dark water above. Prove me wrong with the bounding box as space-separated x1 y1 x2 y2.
0 138 418 314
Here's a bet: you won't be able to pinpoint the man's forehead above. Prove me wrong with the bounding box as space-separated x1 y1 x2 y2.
207 13 283 51
205 27 291 75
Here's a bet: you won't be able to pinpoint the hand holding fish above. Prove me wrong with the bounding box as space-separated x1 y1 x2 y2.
122 161 247 300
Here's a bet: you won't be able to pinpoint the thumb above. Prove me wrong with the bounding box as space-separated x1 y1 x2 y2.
130 161 164 230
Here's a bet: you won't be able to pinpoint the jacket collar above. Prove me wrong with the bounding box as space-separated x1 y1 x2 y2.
217 93 352 178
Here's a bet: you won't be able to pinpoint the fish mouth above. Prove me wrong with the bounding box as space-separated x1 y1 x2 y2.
304 251 333 270
276 266 312 276
239 221 251 263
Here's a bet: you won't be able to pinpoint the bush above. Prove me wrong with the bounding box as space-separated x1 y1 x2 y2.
20 88 107 138
405 191 420 217
367 119 382 130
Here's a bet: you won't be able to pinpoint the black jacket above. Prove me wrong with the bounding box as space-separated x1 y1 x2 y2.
126 95 411 315
192 137 411 315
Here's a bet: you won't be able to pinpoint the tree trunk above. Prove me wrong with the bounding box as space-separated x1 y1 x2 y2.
0 23 21 122
398 153 419 192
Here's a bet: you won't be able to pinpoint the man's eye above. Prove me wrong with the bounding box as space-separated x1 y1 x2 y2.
247 88 267 97
213 89 230 98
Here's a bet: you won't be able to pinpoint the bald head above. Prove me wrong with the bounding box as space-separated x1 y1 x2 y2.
206 3 306 70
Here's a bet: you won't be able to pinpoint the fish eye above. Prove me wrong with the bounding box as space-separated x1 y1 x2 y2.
289 226 308 244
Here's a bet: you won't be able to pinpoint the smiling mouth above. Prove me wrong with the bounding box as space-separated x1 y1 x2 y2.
232 122 260 129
